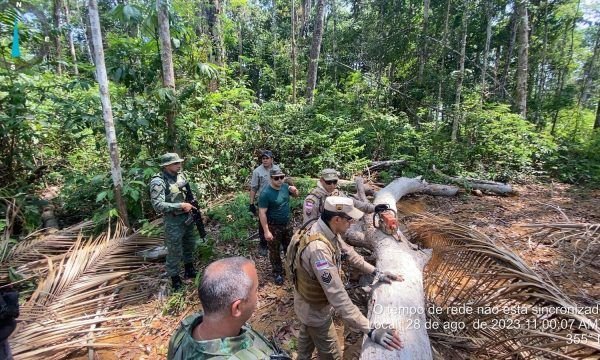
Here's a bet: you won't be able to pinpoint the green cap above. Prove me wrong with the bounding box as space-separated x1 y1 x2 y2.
160 153 184 167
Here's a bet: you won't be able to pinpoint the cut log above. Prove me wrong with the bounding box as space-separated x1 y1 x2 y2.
432 165 515 195
355 177 433 359
366 160 408 172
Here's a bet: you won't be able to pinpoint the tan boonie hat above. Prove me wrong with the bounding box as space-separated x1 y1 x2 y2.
160 153 184 167
324 196 364 220
321 168 339 181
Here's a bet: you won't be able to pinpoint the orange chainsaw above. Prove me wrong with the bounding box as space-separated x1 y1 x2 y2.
373 204 399 239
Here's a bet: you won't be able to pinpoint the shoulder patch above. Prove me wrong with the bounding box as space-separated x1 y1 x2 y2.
304 199 315 214
321 271 332 284
315 259 332 271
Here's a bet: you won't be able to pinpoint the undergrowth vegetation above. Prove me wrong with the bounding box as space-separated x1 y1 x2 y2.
1 70 598 241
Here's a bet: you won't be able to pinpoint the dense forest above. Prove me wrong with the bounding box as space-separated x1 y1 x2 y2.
0 0 599 236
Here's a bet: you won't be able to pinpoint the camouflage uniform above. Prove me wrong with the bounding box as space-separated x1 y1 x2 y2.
167 313 280 360
149 158 198 278
303 181 374 224
286 219 376 359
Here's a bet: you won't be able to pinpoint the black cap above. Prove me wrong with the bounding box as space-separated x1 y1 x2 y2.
261 150 273 158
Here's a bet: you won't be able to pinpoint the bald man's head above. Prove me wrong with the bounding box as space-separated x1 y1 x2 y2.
198 257 257 317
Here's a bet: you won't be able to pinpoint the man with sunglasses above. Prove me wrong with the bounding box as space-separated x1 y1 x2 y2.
249 150 281 256
258 168 299 285
286 197 403 359
303 168 374 224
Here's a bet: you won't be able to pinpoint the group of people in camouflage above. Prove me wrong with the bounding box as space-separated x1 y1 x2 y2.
151 151 403 359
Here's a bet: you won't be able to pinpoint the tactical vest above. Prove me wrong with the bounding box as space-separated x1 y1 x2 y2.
286 229 337 307
308 187 328 214
167 313 281 360
151 172 188 204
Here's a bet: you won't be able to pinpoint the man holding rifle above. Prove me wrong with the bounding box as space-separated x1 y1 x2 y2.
150 153 204 291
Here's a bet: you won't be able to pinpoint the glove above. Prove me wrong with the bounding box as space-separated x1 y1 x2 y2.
374 204 389 213
248 203 257 215
368 327 403 350
372 268 404 284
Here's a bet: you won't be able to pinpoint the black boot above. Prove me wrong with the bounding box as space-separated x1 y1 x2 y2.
171 275 183 291
184 263 197 279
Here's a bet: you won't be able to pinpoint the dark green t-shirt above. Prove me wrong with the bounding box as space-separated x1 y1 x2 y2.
258 183 291 225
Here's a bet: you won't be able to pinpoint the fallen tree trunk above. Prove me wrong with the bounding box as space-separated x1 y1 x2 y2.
432 165 515 195
366 160 408 172
354 177 433 359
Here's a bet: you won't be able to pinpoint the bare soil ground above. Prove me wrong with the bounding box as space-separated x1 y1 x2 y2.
73 181 600 360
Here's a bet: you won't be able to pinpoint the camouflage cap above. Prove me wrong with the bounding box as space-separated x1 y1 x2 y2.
159 153 184 167
321 168 339 181
270 168 284 177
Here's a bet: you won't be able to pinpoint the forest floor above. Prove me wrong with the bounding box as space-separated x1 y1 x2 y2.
71 181 600 360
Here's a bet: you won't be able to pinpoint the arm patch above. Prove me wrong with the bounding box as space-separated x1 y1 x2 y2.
304 199 315 214
321 271 333 284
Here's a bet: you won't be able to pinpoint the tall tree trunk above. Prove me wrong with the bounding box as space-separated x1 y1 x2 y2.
271 0 277 90
493 46 501 95
291 0 298 103
436 0 451 121
551 0 580 135
157 0 177 149
480 0 492 104
53 0 64 75
213 0 225 65
301 0 312 38
195 0 206 37
533 0 549 127
306 0 325 104
418 0 430 84
515 0 529 118
238 18 244 77
577 27 600 108
500 12 517 100
63 0 78 75
452 3 468 142
595 94 600 129
88 0 129 228
77 0 94 64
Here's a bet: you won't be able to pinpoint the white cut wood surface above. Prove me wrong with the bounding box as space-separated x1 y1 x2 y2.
360 178 433 359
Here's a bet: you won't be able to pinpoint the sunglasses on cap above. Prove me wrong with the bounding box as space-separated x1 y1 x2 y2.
271 175 285 181
324 179 338 185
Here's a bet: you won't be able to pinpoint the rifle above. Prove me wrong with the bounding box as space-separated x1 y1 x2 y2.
270 335 292 360
181 182 207 239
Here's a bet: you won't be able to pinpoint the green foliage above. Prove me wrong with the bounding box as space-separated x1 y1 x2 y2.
163 290 187 315
2 0 599 241
207 193 255 244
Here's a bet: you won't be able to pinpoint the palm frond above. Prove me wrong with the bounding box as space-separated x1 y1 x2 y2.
0 221 94 282
408 213 600 360
10 221 165 359
521 223 600 268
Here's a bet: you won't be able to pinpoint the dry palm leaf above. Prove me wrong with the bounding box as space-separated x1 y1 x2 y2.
521 223 600 268
407 214 600 360
0 221 94 283
10 221 165 360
